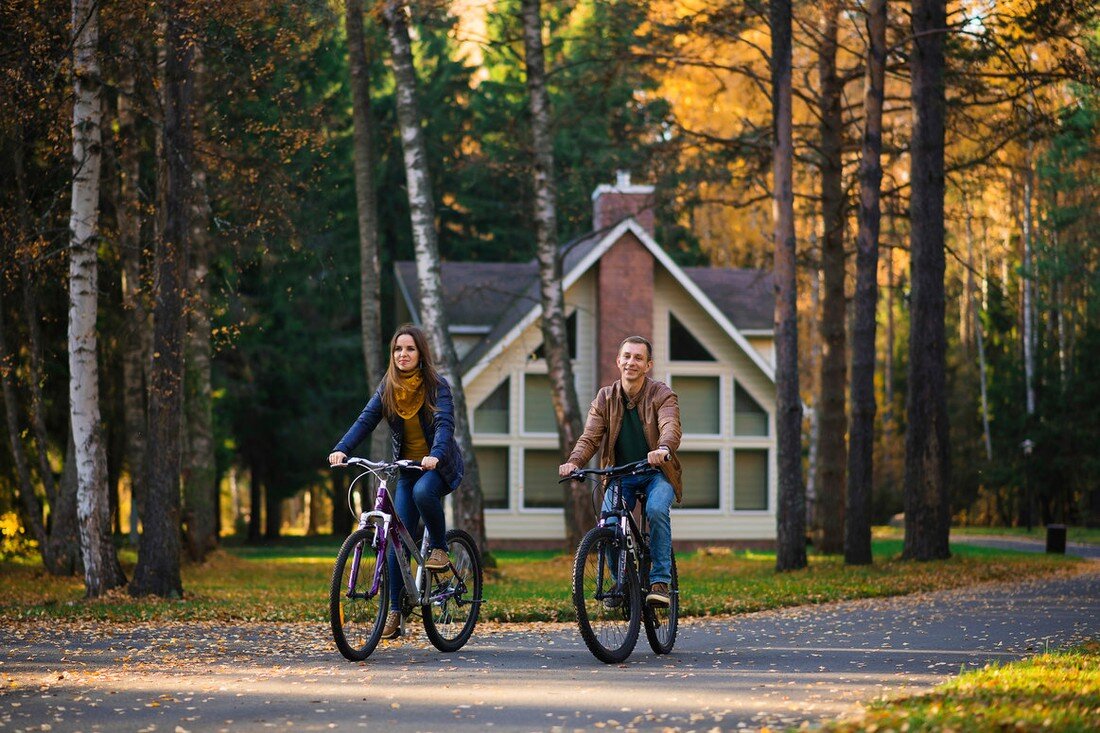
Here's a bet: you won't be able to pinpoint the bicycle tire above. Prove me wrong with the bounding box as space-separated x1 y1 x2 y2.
572 527 641 664
422 528 483 653
330 526 388 661
642 548 678 655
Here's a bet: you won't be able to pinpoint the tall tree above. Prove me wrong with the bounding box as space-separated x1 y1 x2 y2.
845 0 887 566
771 0 806 571
345 0 388 464
381 0 489 559
183 44 218 562
903 0 950 561
68 0 125 597
130 0 192 596
813 0 847 555
520 0 588 551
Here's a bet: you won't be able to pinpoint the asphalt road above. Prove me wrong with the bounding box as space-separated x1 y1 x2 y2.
2 566 1097 732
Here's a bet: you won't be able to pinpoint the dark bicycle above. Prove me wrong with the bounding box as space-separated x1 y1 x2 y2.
329 457 483 661
562 460 679 663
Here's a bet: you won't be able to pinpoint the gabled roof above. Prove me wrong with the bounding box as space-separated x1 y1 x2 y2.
395 218 776 384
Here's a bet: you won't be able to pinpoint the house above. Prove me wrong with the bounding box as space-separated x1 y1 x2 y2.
396 173 777 548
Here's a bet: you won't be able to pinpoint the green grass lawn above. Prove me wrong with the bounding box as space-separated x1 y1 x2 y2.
826 641 1100 732
0 537 1080 624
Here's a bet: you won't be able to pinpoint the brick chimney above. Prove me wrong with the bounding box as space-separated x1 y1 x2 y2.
592 171 656 236
594 173 656 387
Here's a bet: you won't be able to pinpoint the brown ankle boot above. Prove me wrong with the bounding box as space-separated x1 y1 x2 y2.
424 548 450 572
381 610 401 639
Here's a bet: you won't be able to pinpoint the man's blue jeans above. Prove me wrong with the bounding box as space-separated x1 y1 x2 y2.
602 472 675 585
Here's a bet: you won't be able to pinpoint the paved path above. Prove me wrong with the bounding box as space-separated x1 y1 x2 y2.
2 567 1097 732
951 533 1100 559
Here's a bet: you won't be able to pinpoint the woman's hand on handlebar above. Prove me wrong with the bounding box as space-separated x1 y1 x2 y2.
559 462 579 478
421 455 439 471
328 451 347 467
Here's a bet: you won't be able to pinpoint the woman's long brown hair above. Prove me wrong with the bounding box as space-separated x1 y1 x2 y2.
381 324 441 418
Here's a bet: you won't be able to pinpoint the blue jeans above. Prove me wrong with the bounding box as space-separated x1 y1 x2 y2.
387 468 448 610
602 472 675 585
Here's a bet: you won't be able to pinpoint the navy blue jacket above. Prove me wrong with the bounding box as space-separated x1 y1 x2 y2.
333 377 465 493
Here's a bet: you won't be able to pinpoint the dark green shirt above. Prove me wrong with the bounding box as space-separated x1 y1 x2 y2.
615 405 649 465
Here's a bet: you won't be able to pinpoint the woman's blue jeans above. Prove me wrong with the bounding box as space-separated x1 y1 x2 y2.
387 468 448 610
601 472 675 585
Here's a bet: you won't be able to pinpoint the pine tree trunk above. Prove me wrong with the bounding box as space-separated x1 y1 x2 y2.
346 0 390 463
130 0 191 597
182 44 218 563
814 0 847 555
0 304 46 546
265 487 281 540
43 430 83 575
117 34 148 546
248 462 263 543
382 0 490 561
805 266 821 531
903 0 950 561
844 0 886 566
68 0 125 598
521 0 588 552
771 0 806 571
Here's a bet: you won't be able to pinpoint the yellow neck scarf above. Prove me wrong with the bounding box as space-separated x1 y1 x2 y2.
393 370 425 420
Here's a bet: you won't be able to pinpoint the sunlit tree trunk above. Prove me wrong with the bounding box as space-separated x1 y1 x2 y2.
845 0 886 566
346 0 389 463
964 192 993 461
68 0 125 597
183 45 218 563
771 0 806 572
521 0 588 552
131 0 191 597
806 265 821 531
382 0 489 560
814 0 846 555
904 0 950 561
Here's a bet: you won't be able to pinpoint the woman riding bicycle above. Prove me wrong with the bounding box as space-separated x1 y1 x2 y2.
328 324 464 639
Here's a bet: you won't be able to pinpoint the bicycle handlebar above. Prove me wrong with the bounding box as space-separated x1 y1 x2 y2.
335 457 422 471
558 459 660 484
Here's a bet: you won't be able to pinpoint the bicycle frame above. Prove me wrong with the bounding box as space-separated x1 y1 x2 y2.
595 473 653 604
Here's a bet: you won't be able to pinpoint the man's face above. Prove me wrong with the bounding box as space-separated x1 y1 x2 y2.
617 341 652 384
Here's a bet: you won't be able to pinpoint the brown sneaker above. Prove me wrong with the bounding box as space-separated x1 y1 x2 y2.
381 610 401 639
646 582 670 608
424 548 450 572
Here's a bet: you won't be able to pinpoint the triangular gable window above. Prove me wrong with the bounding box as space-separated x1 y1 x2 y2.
669 312 715 361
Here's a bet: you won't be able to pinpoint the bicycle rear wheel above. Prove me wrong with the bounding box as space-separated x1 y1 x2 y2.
643 548 678 654
572 527 641 664
422 529 483 653
330 526 388 661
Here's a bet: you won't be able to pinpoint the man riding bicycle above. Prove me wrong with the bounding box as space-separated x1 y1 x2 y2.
558 336 682 607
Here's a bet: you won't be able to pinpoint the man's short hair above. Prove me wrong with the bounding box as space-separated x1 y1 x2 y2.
618 335 653 361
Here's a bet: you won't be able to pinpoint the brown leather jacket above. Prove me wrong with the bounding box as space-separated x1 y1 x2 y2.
568 377 683 502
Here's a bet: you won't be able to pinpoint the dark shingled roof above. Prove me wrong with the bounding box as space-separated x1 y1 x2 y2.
396 228 773 374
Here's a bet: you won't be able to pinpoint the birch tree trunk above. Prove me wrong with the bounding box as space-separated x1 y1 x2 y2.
521 0 588 552
117 33 148 545
130 0 191 597
0 303 46 545
844 0 886 566
382 0 489 560
68 0 125 597
814 0 847 555
771 0 806 571
183 44 218 563
904 0 951 561
346 0 389 464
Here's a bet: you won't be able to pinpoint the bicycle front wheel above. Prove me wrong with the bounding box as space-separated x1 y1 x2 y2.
572 527 640 664
643 548 678 654
422 529 483 653
330 526 388 661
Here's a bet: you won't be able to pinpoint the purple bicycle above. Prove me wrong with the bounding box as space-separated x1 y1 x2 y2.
328 457 483 661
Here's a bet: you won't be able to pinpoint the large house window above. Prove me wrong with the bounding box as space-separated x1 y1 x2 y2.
669 312 716 361
733 449 768 510
522 449 561 508
523 374 557 433
474 378 510 434
532 311 578 361
734 383 769 436
673 376 720 435
475 447 509 509
677 451 720 509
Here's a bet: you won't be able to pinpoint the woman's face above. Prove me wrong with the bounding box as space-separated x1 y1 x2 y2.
393 334 421 372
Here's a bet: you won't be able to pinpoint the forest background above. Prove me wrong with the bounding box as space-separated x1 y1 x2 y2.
1 0 1097 596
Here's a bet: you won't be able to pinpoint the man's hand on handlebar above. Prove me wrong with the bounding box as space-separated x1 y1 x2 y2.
559 462 579 478
328 451 347 467
646 446 671 466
